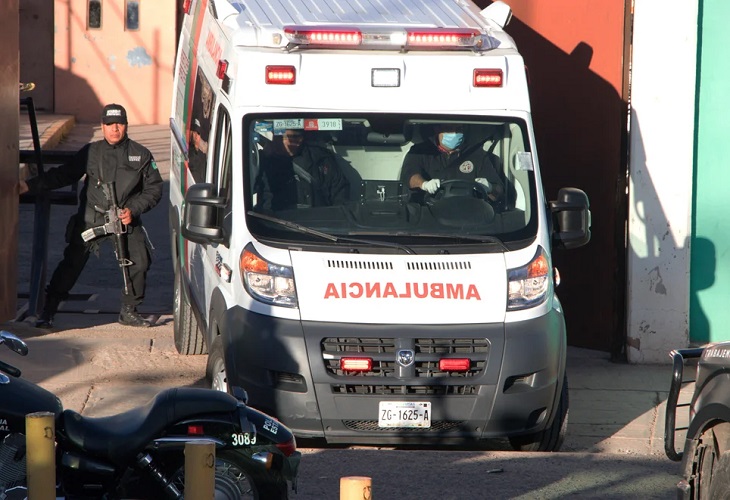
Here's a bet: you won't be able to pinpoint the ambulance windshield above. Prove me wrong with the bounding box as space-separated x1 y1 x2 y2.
246 115 537 249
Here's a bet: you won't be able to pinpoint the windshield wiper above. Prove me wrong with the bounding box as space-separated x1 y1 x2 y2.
406 232 510 252
246 211 416 254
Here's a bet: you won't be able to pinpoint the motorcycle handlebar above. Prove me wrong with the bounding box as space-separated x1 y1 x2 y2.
0 358 21 378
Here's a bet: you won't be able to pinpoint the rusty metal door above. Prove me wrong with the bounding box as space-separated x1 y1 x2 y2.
478 1 631 356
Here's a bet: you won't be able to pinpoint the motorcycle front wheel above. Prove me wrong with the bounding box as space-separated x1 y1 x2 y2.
170 450 288 500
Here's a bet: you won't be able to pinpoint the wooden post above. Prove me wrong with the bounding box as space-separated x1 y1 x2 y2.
340 476 372 500
26 411 55 500
184 440 216 499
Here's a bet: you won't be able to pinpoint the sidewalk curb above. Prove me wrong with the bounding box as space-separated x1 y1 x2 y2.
39 116 76 150
19 115 76 179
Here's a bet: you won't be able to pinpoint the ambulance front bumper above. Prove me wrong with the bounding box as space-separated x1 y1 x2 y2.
221 305 566 444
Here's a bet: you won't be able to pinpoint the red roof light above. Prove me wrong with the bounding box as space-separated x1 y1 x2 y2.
473 69 503 87
265 65 296 85
216 59 228 80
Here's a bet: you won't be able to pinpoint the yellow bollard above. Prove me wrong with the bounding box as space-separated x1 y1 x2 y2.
184 440 216 499
340 476 372 500
26 411 56 500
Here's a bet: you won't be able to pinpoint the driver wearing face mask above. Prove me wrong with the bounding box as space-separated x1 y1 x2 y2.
401 123 504 204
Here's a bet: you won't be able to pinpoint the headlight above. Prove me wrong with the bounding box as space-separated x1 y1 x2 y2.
507 247 550 310
240 244 298 308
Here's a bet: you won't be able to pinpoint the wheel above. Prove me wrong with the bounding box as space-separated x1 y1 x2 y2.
173 263 207 355
509 374 569 452
170 450 289 500
206 335 228 393
690 425 730 499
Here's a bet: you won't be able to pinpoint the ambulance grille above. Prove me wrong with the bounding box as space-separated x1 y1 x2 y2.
327 259 393 270
331 384 478 395
342 420 465 432
322 337 489 379
406 261 472 271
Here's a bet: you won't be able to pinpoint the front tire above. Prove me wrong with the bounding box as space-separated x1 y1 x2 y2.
206 335 228 393
173 262 206 355
509 374 569 452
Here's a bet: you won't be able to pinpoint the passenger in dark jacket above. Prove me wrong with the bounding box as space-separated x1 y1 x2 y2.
255 129 349 211
19 103 163 329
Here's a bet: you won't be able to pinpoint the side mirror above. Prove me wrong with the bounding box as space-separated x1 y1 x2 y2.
549 188 591 250
0 331 29 356
181 183 227 245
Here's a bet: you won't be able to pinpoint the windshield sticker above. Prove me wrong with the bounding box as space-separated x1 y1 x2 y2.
254 122 273 134
516 152 534 171
304 118 343 131
273 119 304 133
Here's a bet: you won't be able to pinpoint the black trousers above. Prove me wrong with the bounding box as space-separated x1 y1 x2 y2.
46 218 151 307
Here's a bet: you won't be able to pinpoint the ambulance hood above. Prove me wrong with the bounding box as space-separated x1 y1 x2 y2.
290 251 507 324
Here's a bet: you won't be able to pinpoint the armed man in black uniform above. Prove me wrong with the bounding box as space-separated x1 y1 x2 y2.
19 104 163 329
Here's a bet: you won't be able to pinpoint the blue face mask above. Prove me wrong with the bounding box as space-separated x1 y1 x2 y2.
440 132 464 150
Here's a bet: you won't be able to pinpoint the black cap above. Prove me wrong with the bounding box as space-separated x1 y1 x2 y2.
101 103 128 125
191 118 202 132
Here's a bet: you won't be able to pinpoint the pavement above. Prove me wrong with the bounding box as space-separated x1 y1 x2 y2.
5 112 694 461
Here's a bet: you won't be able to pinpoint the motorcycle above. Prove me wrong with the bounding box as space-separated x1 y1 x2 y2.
0 330 300 499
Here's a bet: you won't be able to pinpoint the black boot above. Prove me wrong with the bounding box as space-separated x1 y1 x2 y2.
35 294 61 329
118 304 152 327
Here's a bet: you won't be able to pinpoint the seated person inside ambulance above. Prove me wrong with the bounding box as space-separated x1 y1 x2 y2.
254 129 350 211
188 118 207 183
401 123 504 205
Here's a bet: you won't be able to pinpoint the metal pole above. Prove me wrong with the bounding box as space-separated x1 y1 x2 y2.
184 440 216 499
26 411 55 500
18 97 50 321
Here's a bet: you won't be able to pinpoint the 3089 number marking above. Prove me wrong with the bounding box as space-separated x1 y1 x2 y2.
231 433 256 446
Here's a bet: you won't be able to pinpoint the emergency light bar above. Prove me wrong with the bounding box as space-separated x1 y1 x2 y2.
406 28 481 48
284 27 362 46
283 25 486 50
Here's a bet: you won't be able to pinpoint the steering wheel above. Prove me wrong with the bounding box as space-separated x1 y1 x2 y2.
426 179 490 203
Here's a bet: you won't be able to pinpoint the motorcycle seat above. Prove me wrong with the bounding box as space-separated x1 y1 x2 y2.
60 387 239 464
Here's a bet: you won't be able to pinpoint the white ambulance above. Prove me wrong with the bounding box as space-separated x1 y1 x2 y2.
169 0 591 451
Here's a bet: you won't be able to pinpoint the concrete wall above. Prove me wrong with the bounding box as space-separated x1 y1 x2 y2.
690 0 730 344
0 2 19 321
627 1 698 362
54 0 176 124
19 0 54 111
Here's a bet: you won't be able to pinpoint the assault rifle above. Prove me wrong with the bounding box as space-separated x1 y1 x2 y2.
81 182 133 295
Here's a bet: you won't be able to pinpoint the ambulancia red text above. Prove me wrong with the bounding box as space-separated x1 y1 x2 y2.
323 282 482 300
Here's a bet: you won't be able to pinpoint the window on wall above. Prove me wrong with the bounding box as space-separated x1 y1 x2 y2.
126 0 140 31
88 0 102 29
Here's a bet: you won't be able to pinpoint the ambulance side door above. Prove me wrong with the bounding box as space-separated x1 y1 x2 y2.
200 101 234 317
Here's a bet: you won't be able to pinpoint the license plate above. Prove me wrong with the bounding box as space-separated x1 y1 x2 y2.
378 401 431 428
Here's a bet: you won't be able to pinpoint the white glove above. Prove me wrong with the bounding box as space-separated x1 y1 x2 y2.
475 178 492 193
421 179 441 194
